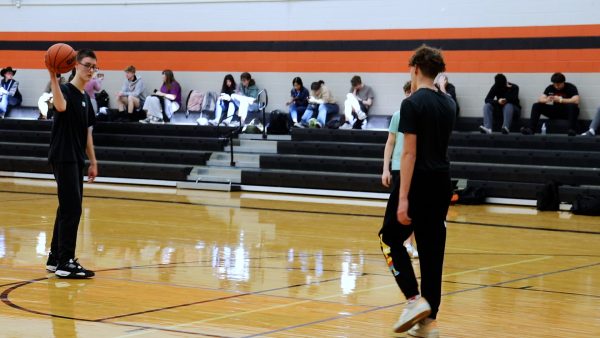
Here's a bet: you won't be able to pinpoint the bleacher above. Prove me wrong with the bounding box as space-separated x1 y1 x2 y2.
1 115 599 203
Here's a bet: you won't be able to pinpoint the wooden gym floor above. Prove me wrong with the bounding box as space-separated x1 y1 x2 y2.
0 177 598 337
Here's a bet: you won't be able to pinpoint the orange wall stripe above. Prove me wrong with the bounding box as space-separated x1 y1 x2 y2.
2 24 600 42
2 50 599 73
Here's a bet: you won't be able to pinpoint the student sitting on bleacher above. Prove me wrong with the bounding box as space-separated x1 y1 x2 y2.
229 72 260 127
139 69 181 124
479 73 520 134
435 73 460 117
116 65 146 121
300 80 339 128
287 76 309 128
208 74 237 126
340 75 374 129
521 72 580 136
581 105 600 136
38 73 67 120
0 66 22 118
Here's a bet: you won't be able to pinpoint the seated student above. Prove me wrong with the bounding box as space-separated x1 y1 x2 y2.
340 75 374 129
479 74 520 134
116 65 146 121
38 74 67 120
84 72 104 115
521 72 580 136
229 72 260 127
0 66 22 118
300 80 339 128
139 69 181 124
436 73 460 117
581 106 600 136
287 76 309 128
207 74 237 126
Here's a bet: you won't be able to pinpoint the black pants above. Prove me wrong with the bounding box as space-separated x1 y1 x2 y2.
50 161 84 264
379 170 451 319
528 102 579 131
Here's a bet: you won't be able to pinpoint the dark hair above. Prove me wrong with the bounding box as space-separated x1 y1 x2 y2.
124 65 136 73
311 80 325 91
494 73 507 88
240 72 255 87
408 44 446 79
292 77 303 87
222 74 236 93
76 49 96 62
68 68 76 82
350 75 362 87
551 72 566 84
403 81 411 94
162 69 175 90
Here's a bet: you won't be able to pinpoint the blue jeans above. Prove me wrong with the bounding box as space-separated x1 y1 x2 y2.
289 103 307 123
483 102 520 130
301 103 339 127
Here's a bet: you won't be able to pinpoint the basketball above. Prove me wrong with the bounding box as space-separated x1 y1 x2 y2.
45 43 77 74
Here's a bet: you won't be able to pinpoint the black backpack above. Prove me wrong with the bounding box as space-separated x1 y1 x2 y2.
571 194 600 216
268 110 290 134
456 186 486 205
536 181 560 211
95 90 109 108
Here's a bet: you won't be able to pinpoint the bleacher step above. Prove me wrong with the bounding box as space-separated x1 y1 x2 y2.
177 181 240 192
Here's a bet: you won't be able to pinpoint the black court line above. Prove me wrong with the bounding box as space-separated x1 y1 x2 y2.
443 280 600 299
1 36 599 52
242 261 600 337
2 188 599 235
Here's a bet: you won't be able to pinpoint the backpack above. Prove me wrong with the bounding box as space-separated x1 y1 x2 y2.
536 181 560 211
570 194 600 216
268 110 290 134
95 90 109 108
186 90 204 112
456 186 486 205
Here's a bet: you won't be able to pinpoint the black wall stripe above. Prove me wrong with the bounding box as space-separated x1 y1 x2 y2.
1 36 599 52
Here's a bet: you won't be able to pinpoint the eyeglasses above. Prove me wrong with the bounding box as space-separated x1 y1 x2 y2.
79 62 99 73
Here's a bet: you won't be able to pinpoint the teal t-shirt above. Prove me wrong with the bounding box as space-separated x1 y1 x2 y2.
388 111 403 171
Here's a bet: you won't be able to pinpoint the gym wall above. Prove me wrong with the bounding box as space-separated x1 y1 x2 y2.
1 0 599 119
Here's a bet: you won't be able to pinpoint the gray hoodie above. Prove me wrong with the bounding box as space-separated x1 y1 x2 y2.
120 76 146 101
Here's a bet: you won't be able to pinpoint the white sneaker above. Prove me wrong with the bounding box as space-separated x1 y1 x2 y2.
405 243 419 259
393 297 432 333
228 120 240 128
581 129 595 136
293 122 304 128
479 125 492 134
357 111 367 120
149 116 164 124
339 122 352 129
408 318 439 338
139 116 152 123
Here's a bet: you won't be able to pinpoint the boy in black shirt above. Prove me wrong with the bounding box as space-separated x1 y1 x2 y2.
521 72 580 136
46 49 98 278
379 45 455 336
480 73 520 134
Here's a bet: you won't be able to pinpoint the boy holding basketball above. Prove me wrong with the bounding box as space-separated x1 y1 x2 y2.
46 48 98 278
379 45 455 337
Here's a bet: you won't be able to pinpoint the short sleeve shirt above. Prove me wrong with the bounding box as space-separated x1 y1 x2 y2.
388 111 403 171
543 82 578 99
399 88 456 172
48 83 96 164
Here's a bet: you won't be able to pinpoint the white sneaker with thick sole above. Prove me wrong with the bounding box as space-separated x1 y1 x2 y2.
339 122 352 129
408 318 439 338
479 125 492 134
393 297 432 333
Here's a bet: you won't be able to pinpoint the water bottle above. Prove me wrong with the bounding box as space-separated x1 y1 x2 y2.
541 123 547 135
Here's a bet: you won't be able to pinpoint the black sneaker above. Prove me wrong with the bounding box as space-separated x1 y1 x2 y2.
55 258 95 279
46 252 57 272
520 126 533 135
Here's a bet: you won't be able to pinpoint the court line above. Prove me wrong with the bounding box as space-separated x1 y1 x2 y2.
443 280 600 299
241 260 600 337
2 188 598 235
111 255 559 338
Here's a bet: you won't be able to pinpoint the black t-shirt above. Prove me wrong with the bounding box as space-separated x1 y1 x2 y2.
399 88 456 172
48 83 96 164
543 82 578 99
